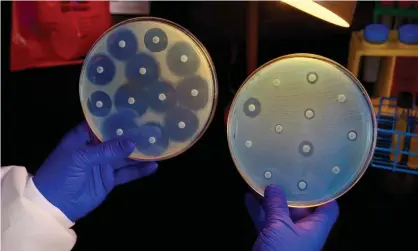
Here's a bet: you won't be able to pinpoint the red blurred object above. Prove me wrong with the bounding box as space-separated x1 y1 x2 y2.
398 1 412 8
11 1 111 71
380 1 394 7
224 103 231 126
390 57 418 98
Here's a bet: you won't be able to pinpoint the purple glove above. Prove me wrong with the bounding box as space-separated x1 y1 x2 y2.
245 185 339 251
33 122 158 222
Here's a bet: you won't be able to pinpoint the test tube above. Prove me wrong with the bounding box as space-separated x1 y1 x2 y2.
390 92 413 164
407 93 418 169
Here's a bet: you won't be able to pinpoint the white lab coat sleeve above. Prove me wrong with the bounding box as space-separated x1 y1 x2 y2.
1 166 77 251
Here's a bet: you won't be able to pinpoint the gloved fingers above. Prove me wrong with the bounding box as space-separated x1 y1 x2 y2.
313 200 339 227
296 200 339 231
109 158 143 170
87 126 102 145
262 185 292 224
84 138 136 165
97 164 117 193
289 207 313 222
244 192 265 233
58 121 92 148
114 162 158 185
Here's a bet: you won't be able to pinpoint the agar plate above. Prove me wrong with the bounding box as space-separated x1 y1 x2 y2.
227 54 377 207
79 17 217 161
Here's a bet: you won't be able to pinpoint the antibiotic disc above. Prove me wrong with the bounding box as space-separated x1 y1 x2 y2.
227 54 376 207
79 17 217 161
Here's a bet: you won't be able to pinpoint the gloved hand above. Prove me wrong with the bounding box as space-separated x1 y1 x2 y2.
33 122 158 222
245 185 339 251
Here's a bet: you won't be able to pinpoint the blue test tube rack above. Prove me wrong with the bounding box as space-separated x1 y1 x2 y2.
372 96 418 174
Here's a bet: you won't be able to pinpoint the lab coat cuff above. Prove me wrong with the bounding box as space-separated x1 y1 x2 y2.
25 177 75 229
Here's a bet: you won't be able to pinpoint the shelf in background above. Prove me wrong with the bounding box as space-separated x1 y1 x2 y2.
347 30 418 98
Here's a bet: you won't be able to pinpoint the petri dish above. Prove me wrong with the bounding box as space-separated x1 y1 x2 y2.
79 17 218 161
227 54 377 208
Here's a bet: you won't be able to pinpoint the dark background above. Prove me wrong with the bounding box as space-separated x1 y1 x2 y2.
2 1 418 250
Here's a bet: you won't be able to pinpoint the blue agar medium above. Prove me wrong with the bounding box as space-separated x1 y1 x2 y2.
79 17 218 161
227 54 377 208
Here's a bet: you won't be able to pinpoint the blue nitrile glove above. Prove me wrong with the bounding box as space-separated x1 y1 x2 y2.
33 122 158 222
245 185 339 251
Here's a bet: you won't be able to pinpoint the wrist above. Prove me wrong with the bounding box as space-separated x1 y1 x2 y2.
26 177 75 228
